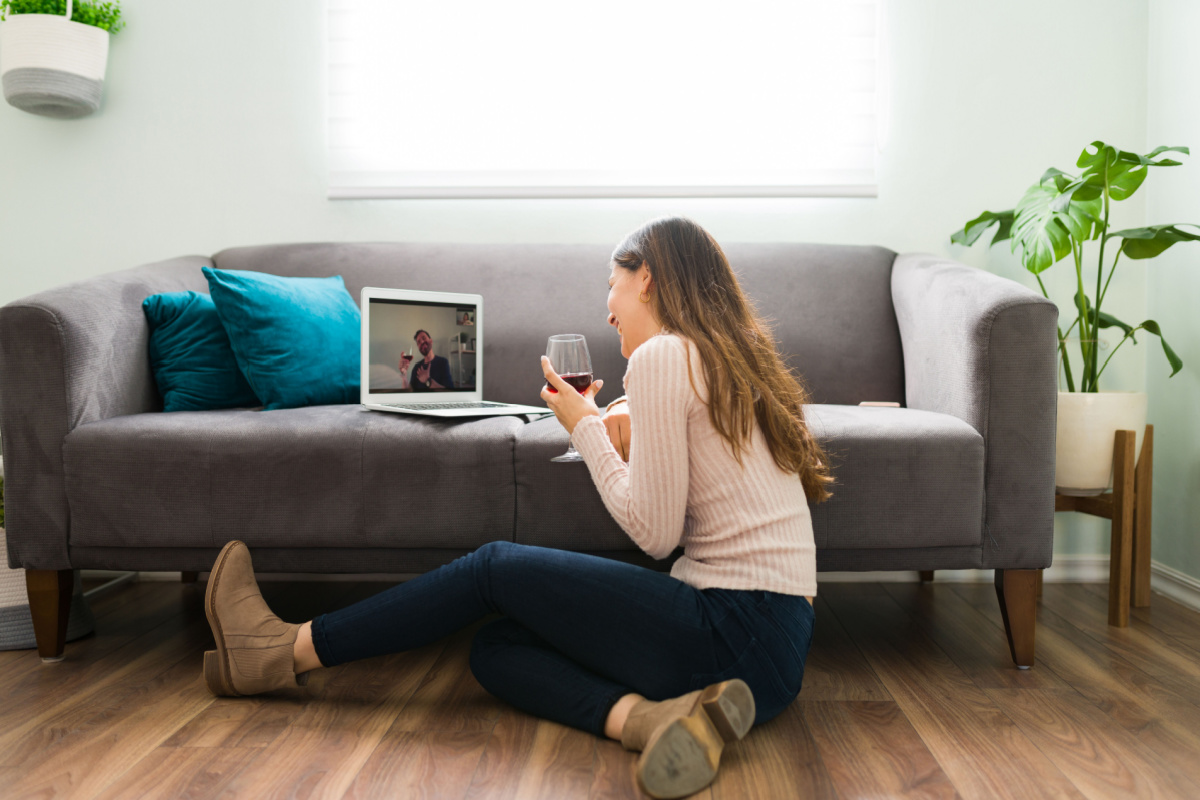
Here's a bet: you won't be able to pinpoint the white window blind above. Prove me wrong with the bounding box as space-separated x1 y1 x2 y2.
328 1 884 199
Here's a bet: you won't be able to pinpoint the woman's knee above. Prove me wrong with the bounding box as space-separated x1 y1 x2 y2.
468 617 528 680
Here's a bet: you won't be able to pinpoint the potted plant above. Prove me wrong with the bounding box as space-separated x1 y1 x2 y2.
0 0 124 118
951 141 1199 494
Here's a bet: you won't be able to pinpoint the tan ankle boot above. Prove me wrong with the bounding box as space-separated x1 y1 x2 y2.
621 679 756 799
203 540 310 697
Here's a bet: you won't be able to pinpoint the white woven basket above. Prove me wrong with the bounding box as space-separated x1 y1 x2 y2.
0 0 110 118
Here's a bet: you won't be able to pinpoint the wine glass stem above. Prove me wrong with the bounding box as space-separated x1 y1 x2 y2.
566 436 578 456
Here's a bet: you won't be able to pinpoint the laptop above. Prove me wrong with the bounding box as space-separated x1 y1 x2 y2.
360 287 551 418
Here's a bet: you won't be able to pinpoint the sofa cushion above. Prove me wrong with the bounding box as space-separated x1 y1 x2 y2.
805 405 984 550
142 291 260 412
512 405 984 553
202 267 361 410
64 406 523 553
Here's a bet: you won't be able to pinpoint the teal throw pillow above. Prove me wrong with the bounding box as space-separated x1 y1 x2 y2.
202 266 361 410
142 291 261 412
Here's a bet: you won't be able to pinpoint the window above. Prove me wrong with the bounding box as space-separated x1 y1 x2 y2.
328 1 885 198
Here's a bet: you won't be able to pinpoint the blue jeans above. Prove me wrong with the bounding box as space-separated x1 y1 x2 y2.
310 541 814 736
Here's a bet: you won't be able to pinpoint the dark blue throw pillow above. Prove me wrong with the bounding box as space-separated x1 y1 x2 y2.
202 266 361 410
143 291 261 412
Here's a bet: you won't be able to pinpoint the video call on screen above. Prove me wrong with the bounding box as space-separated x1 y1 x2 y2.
368 299 477 393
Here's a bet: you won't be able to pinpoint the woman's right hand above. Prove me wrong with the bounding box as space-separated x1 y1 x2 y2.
603 403 631 461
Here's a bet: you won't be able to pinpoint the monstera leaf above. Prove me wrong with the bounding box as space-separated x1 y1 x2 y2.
1011 176 1103 274
1111 224 1200 259
950 141 1195 391
950 209 1014 248
1053 142 1189 209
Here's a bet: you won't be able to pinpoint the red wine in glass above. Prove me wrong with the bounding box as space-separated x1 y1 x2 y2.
546 372 593 394
545 334 593 462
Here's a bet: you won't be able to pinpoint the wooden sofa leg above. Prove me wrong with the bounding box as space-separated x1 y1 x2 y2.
994 569 1037 669
26 569 73 662
181 571 199 584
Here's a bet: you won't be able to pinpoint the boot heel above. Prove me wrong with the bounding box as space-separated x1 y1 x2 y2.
203 650 235 697
700 679 755 743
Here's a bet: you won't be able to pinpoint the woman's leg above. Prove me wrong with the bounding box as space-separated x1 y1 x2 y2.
309 542 720 696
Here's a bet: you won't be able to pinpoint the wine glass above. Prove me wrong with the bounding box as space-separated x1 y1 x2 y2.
545 334 593 463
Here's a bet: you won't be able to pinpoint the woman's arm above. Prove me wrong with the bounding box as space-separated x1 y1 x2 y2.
571 336 691 559
603 396 630 461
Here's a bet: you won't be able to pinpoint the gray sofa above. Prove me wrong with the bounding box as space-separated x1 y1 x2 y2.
0 243 1058 666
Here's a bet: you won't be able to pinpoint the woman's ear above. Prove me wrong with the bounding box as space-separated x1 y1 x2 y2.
640 262 654 295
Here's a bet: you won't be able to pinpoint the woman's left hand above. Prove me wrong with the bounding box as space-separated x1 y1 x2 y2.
540 356 603 435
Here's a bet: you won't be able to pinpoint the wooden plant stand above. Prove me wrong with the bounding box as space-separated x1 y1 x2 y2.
1054 425 1154 627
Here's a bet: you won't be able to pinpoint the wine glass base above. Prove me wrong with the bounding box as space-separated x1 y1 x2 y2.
550 452 585 463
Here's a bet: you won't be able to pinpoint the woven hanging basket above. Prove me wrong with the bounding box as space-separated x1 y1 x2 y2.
0 1 110 119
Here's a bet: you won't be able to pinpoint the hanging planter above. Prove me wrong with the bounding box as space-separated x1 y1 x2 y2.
0 0 124 119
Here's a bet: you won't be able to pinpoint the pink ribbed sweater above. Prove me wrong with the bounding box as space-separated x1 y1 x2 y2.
571 333 817 597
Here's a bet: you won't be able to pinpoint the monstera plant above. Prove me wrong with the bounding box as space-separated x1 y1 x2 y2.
951 141 1199 493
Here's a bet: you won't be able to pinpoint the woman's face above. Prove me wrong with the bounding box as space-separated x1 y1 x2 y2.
607 261 659 359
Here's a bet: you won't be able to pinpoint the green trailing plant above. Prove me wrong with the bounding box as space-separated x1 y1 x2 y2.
0 0 124 33
951 141 1199 392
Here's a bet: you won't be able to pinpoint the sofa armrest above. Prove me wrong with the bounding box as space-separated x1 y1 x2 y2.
891 253 1059 570
0 257 211 569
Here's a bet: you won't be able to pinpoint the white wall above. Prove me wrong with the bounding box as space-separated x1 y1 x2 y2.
1146 0 1200 583
0 0 1158 561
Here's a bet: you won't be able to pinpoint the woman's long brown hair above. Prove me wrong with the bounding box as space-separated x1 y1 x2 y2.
612 217 833 503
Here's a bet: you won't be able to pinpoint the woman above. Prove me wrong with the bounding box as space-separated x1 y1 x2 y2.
201 217 831 799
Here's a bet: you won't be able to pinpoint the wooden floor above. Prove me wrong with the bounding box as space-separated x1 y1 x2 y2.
2 579 1200 800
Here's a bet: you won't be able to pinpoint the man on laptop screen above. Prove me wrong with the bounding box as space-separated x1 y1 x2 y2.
362 288 546 418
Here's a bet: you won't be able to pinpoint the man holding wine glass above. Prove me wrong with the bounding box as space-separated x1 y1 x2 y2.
199 217 825 799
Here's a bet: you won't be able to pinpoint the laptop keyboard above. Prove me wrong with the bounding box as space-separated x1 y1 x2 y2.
383 401 514 411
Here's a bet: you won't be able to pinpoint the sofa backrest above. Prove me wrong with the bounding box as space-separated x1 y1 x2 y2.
211 242 903 407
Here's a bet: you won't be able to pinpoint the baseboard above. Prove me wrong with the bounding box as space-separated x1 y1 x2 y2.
1149 560 1200 612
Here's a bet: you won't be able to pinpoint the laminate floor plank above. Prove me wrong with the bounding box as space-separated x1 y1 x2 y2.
880 582 1073 690
798 595 892 701
1038 583 1200 701
949 582 1200 784
801 700 959 799
984 687 1200 800
0 580 200 707
90 745 260 800
5 580 1199 799
343 729 494 800
1080 582 1200 655
464 710 599 800
0 611 210 768
210 638 451 800
3 641 215 799
819 583 1085 800
591 736 652 800
385 621 508 734
710 700 836 800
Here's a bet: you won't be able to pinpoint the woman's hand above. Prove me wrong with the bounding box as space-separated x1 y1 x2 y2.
603 403 631 461
540 356 603 435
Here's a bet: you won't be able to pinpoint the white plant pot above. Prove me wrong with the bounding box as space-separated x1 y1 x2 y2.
1055 391 1147 496
0 13 110 119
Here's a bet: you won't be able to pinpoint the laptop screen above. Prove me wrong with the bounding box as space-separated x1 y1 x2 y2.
367 297 477 394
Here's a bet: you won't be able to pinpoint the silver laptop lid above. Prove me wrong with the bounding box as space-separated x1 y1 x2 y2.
361 287 484 405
